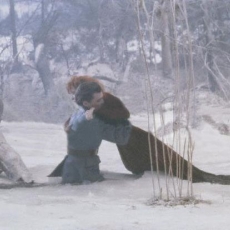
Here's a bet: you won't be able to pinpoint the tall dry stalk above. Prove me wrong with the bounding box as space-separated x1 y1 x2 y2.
134 0 162 199
133 0 196 201
168 0 196 198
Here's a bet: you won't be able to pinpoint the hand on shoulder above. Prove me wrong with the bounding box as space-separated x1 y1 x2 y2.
85 108 95 120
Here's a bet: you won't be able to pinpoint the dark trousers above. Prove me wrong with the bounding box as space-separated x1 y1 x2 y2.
62 154 104 184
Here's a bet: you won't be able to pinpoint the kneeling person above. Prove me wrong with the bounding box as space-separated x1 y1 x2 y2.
62 81 132 184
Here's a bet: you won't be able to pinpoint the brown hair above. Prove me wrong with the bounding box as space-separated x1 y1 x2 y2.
75 81 102 106
66 75 105 94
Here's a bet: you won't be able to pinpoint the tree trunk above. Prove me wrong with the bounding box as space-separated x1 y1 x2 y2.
0 99 32 182
0 132 33 183
32 1 58 95
0 99 3 122
202 0 218 92
9 0 19 69
161 0 173 78
35 43 54 95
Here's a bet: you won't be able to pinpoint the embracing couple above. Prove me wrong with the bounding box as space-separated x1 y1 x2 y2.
49 76 132 184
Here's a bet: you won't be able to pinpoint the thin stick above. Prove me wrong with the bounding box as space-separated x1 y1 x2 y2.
134 0 157 198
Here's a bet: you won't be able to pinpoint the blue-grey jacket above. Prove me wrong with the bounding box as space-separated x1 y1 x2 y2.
67 107 132 151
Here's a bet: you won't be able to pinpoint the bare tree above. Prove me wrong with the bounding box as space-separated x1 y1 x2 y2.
185 0 230 98
159 0 173 78
33 0 59 95
9 0 19 70
201 0 219 92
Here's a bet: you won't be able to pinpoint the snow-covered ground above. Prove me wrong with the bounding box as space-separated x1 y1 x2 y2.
0 94 230 230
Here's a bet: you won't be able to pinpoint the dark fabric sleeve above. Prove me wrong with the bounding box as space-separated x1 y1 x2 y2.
100 119 132 145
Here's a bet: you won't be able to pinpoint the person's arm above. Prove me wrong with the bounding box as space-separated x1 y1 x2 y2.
69 108 94 131
100 119 132 145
